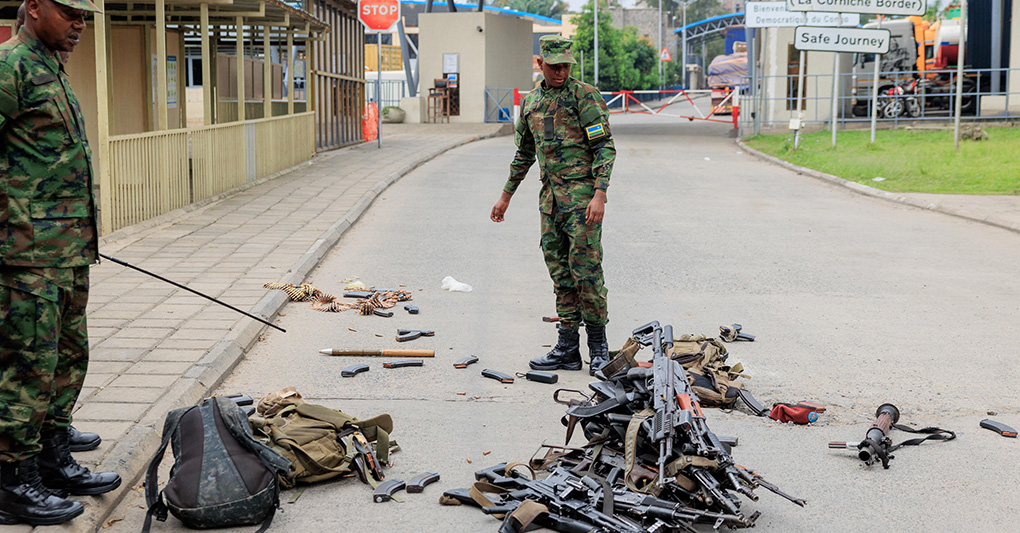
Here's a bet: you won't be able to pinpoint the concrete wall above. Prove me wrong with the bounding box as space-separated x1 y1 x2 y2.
606 7 677 53
418 12 531 123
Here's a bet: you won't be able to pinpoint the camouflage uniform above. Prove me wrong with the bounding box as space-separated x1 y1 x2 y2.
0 27 98 461
503 57 616 330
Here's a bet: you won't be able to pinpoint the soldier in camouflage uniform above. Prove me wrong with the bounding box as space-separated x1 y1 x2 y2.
491 35 616 376
1 0 122 525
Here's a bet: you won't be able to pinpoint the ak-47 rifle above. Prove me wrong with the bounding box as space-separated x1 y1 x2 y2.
630 321 807 510
476 465 646 533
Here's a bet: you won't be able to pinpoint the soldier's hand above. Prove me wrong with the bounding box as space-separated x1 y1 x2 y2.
491 192 512 223
586 191 607 225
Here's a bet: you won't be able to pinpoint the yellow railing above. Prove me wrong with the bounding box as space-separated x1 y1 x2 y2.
190 122 247 200
105 112 316 234
108 130 190 231
253 113 316 178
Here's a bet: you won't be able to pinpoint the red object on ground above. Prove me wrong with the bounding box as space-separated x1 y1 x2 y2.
362 102 378 142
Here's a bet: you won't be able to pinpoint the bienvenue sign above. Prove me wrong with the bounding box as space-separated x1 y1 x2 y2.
794 26 892 53
786 0 926 16
746 2 860 28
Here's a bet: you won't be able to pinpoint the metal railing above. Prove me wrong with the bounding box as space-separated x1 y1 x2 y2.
741 66 1020 132
365 80 408 110
106 112 316 233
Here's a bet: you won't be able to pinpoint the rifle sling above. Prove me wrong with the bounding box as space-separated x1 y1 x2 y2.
665 455 719 478
888 423 957 452
504 500 549 532
470 481 510 517
624 408 659 495
581 429 615 516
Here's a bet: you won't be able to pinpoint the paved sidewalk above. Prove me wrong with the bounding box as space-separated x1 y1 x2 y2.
21 123 509 533
737 139 1020 236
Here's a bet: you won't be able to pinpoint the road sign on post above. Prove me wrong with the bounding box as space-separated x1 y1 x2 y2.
794 26 891 54
746 2 859 27
358 0 400 32
358 0 400 149
660 47 672 61
786 0 925 16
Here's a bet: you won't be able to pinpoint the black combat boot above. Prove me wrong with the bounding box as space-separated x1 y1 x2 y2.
0 457 83 526
38 430 121 496
586 325 610 376
529 324 582 371
67 426 101 453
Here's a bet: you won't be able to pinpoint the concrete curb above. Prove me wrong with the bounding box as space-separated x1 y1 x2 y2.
70 128 510 533
734 139 1020 236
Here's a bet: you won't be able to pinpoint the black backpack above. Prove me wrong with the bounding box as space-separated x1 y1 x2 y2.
143 397 292 532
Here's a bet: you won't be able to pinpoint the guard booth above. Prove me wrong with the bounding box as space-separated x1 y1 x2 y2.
0 0 365 235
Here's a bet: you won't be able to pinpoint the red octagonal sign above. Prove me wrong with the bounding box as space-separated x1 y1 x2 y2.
358 0 400 32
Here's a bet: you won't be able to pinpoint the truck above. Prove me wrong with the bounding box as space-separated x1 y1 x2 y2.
706 26 749 115
849 16 974 118
707 51 747 115
850 2 1011 119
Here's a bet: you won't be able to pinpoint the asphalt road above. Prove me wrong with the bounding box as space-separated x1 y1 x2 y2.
107 113 1020 532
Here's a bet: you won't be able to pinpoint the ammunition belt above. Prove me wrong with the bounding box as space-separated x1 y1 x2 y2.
264 282 412 314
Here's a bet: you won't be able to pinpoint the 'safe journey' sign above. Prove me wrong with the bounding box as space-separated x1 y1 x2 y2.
787 0 926 16
746 2 860 27
794 26 891 53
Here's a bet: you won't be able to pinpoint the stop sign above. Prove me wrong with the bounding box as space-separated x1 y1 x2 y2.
358 0 401 32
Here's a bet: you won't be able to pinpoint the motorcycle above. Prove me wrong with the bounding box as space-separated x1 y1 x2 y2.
880 78 924 119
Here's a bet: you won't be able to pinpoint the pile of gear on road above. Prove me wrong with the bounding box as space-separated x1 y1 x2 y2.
440 320 807 533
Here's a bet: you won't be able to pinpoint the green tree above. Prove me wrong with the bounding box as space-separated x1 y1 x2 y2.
570 2 665 90
489 0 569 19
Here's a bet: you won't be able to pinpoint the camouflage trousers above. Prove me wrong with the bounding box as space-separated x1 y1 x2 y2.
540 207 608 330
0 266 90 461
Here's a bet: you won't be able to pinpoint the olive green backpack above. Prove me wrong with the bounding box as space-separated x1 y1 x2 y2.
250 391 398 489
670 334 749 408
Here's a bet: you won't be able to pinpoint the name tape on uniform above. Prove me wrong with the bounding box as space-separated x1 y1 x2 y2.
746 2 860 28
794 26 891 54
787 0 926 16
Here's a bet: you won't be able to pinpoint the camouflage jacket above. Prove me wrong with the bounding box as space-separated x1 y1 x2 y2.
504 77 615 214
0 28 98 268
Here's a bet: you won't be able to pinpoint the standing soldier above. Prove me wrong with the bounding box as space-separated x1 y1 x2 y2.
490 35 616 376
1 0 121 525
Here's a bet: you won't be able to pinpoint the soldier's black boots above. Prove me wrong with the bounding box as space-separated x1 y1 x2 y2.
530 325 582 371
67 426 101 453
586 325 610 376
38 430 121 496
0 457 83 526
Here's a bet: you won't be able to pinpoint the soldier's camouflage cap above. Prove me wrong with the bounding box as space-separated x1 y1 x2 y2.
540 35 575 65
52 0 103 14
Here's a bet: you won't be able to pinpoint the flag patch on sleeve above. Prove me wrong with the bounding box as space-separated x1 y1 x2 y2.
585 123 606 140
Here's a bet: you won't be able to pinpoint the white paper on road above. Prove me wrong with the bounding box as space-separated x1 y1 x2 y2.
441 275 472 292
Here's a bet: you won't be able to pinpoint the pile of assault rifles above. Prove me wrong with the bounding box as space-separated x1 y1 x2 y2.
445 321 805 532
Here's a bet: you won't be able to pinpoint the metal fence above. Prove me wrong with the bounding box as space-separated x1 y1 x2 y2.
741 66 1020 133
484 88 515 123
365 80 408 110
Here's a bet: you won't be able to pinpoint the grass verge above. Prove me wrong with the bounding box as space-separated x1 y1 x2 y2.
743 127 1020 195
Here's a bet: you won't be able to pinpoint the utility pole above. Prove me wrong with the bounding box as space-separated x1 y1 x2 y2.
953 0 968 151
678 0 693 89
594 0 599 86
658 0 663 89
